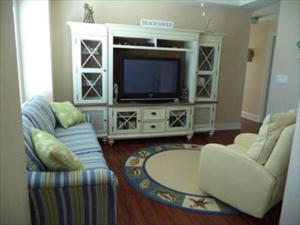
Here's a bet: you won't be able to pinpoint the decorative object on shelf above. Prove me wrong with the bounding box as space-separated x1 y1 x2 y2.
180 87 189 102
248 48 255 62
113 83 119 103
197 77 206 88
140 18 174 29
83 3 95 23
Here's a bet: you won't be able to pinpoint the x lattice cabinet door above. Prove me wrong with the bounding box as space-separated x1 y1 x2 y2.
196 35 222 102
74 36 107 104
112 108 141 134
166 107 191 131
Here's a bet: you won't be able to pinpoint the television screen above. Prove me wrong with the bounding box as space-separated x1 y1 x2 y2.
121 58 180 100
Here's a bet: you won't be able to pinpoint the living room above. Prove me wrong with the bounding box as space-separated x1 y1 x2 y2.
0 1 299 225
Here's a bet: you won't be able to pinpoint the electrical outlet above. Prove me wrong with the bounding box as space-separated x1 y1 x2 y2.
276 74 288 84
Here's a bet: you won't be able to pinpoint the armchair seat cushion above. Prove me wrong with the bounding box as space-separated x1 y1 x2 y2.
55 122 108 169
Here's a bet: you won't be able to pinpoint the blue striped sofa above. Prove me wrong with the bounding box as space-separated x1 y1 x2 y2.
21 96 118 225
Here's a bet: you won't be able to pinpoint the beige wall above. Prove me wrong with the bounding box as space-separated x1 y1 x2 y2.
242 19 277 116
50 1 251 125
0 1 31 224
266 0 300 113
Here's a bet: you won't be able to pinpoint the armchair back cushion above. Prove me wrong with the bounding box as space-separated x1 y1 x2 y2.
265 124 295 177
246 111 296 164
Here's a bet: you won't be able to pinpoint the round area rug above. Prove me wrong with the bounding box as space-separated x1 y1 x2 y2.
123 143 238 214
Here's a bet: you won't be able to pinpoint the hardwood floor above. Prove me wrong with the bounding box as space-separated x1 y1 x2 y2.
101 118 281 225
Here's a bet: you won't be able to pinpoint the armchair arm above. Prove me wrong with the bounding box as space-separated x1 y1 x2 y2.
198 144 275 218
234 133 258 149
28 168 118 225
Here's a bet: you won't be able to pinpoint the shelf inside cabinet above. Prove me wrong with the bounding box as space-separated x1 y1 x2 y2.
113 36 155 47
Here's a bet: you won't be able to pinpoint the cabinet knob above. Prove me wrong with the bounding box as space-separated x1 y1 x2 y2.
151 112 157 116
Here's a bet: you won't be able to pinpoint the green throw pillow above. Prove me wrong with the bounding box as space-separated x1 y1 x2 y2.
31 128 84 171
49 101 84 128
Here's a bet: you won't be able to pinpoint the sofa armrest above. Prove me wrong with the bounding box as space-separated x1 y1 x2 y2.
83 112 91 123
199 144 275 218
28 168 118 225
234 133 258 149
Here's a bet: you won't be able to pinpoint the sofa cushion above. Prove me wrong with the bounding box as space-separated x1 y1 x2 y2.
246 110 296 164
55 123 108 169
22 115 46 171
22 96 56 135
31 128 84 171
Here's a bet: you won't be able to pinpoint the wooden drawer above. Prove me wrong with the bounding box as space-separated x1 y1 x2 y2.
143 108 165 120
143 121 165 133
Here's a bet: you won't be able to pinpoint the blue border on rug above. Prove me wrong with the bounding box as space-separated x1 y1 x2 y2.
122 143 239 215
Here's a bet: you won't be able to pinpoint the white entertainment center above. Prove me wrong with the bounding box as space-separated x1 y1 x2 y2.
68 22 223 145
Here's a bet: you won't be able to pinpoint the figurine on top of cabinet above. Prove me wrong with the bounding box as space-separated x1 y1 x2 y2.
83 3 95 23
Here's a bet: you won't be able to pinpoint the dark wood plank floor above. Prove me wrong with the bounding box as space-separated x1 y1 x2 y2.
101 118 281 225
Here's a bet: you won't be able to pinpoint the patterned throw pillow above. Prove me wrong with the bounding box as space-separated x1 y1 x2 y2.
31 128 84 171
49 101 84 128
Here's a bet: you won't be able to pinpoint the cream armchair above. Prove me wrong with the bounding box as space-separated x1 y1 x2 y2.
198 124 295 218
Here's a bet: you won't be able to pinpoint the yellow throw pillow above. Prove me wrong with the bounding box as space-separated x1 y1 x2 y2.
31 128 84 171
246 110 296 164
49 101 84 128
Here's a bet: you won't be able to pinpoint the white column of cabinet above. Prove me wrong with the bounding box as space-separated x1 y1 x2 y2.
193 34 222 134
68 22 109 139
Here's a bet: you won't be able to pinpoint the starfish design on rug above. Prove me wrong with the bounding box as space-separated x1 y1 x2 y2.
189 198 210 209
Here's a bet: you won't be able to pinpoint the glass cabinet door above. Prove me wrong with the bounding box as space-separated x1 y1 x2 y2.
196 44 218 101
166 108 190 131
114 109 141 134
80 72 103 101
75 36 107 104
81 39 103 69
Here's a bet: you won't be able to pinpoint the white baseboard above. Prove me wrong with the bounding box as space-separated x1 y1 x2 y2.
241 111 260 122
215 122 241 131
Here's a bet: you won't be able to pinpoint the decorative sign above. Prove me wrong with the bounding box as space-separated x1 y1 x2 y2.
140 19 174 29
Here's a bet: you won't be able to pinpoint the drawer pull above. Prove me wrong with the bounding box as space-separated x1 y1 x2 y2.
151 112 157 116
151 125 156 129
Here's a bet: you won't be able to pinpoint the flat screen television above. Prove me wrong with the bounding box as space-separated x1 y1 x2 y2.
118 57 182 101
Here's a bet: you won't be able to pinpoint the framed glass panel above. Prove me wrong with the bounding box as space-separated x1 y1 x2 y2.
81 72 103 100
116 112 138 130
81 40 103 68
196 75 213 98
198 46 215 71
168 110 187 128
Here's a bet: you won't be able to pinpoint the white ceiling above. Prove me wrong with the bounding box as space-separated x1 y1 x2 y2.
157 0 280 10
200 0 256 6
